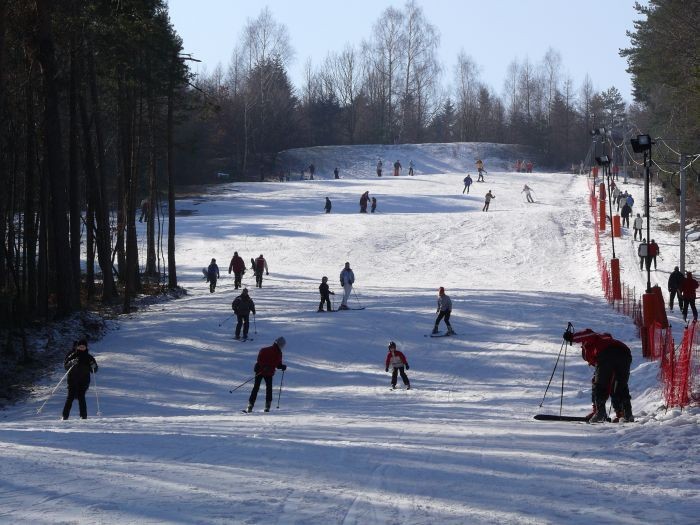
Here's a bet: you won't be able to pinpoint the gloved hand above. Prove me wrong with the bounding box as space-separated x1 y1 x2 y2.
280 364 287 371
385 367 389 372
254 363 260 373
405 364 409 370
563 331 573 343
91 364 98 373
266 272 269 275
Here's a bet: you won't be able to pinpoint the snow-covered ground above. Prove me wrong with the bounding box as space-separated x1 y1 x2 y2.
1 144 698 524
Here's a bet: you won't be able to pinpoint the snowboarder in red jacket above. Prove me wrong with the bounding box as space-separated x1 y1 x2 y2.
247 337 287 412
564 329 633 423
385 341 410 390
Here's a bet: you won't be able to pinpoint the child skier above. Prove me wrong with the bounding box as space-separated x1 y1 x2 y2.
318 276 335 312
371 197 377 213
433 287 455 335
462 174 473 194
385 341 410 390
207 258 220 293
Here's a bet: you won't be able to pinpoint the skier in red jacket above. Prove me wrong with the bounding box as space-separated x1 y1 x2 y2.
681 271 699 322
385 341 410 390
563 329 633 423
247 337 287 413
228 251 246 289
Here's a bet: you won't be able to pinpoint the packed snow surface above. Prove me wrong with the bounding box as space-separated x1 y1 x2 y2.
1 144 698 524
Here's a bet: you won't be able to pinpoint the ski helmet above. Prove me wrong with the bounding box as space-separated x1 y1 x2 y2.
388 341 396 349
322 276 328 282
439 287 445 294
275 336 286 349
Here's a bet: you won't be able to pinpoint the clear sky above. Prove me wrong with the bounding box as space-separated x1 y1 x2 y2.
167 0 642 101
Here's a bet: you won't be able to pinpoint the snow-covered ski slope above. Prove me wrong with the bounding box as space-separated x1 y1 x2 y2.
1 144 699 524
276 141 535 178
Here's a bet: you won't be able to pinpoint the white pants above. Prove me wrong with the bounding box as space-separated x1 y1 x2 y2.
342 283 353 306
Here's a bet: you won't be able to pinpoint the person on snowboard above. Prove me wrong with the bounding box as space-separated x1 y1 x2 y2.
483 190 495 212
339 262 355 310
563 328 633 423
246 337 287 413
385 341 410 390
228 252 246 290
360 191 370 213
207 258 220 293
62 339 98 420
324 197 332 214
462 174 473 194
254 254 269 288
232 288 256 340
522 185 534 203
433 287 455 335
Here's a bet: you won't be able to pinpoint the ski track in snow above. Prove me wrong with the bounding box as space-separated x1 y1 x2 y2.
1 144 699 524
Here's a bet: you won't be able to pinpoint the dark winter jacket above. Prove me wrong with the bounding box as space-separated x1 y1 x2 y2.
232 294 256 316
64 349 98 388
254 257 268 275
360 192 370 207
207 263 220 280
620 204 631 218
319 282 333 299
325 198 332 212
668 269 684 291
681 274 699 300
648 242 659 257
254 343 285 377
229 255 246 274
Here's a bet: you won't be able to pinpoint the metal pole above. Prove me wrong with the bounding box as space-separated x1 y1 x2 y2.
606 163 616 258
680 154 687 273
645 149 652 293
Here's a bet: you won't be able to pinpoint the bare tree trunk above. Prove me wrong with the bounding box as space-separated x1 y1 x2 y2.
23 71 37 311
86 48 116 300
68 40 81 296
35 0 79 316
167 68 177 289
0 0 7 293
145 90 157 278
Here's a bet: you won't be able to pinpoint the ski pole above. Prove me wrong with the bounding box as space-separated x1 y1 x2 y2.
276 369 285 409
229 375 257 393
352 289 363 308
253 314 257 334
92 371 102 416
539 323 573 407
36 365 74 415
218 314 234 327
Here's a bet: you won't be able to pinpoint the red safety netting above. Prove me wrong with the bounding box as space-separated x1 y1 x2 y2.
661 322 698 408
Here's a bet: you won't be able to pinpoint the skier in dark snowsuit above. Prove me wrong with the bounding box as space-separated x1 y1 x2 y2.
62 339 98 420
462 174 473 194
247 337 287 413
207 258 220 293
681 271 699 322
232 288 256 340
564 329 633 423
324 197 332 214
228 252 246 290
371 197 377 213
385 341 410 389
668 266 684 311
318 276 335 312
360 191 370 213
254 254 269 288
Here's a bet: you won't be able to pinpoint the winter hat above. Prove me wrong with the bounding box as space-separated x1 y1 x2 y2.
241 288 249 295
76 339 88 350
211 258 216 263
388 341 396 349
274 336 286 349
439 287 445 294
322 276 328 282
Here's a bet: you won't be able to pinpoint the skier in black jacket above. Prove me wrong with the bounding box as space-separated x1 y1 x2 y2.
62 339 98 420
318 276 335 312
232 288 256 339
668 266 685 311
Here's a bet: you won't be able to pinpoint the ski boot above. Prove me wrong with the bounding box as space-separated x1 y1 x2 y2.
246 404 253 413
612 410 624 423
431 326 439 335
588 406 608 423
264 405 270 413
446 327 455 335
406 384 411 390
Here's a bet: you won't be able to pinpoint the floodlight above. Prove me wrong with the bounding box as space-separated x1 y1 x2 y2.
631 134 652 153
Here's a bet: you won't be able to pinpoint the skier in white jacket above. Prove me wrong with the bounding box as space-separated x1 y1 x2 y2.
339 262 355 310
